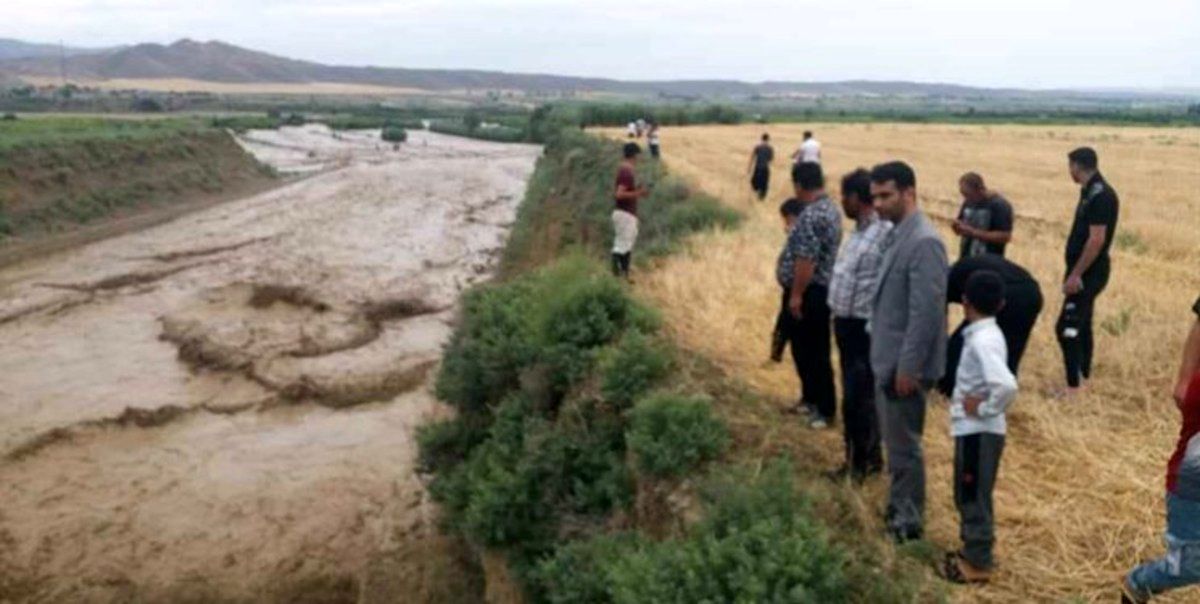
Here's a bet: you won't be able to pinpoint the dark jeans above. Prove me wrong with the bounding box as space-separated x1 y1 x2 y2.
779 285 836 421
1056 262 1110 387
955 432 1006 570
834 318 882 474
751 166 770 200
940 282 1043 396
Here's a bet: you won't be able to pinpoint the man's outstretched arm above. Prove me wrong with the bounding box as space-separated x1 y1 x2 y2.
1175 301 1200 407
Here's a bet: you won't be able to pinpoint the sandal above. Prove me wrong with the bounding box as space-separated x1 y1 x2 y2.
941 552 991 585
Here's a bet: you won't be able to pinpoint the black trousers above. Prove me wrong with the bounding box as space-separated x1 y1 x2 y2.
779 285 836 420
751 167 770 200
1056 263 1110 388
834 318 882 473
940 282 1044 396
955 433 1006 570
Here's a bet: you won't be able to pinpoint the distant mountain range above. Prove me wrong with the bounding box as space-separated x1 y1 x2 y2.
0 38 1194 100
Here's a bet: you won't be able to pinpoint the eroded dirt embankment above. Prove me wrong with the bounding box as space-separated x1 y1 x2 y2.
0 126 540 603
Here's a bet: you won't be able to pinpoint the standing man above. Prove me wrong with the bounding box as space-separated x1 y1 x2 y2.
793 130 822 164
826 168 892 480
612 142 649 280
952 172 1014 260
776 162 842 429
1121 295 1200 603
939 254 1044 397
868 161 949 542
747 133 775 201
1057 147 1119 397
646 122 661 159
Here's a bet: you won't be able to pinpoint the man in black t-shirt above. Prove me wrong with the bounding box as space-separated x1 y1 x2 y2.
952 172 1014 260
1056 146 1119 397
939 254 1044 397
747 133 775 201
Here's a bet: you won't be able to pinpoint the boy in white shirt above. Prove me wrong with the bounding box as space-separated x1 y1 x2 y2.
944 270 1018 584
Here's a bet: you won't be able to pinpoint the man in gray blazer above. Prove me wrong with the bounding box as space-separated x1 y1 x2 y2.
868 161 949 542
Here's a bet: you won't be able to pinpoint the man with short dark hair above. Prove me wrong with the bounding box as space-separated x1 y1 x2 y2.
1057 146 1119 397
747 133 775 201
826 168 892 480
868 160 949 542
793 130 822 164
953 172 1014 260
612 142 649 279
776 162 841 429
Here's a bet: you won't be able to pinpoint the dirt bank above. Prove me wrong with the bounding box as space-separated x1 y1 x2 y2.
0 126 540 602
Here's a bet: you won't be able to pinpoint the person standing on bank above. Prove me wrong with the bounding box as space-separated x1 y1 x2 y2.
952 172 1014 260
868 161 949 542
646 122 661 159
612 142 649 280
826 168 892 480
776 162 842 429
747 133 775 201
1057 147 1119 398
1121 295 1200 603
939 254 1044 397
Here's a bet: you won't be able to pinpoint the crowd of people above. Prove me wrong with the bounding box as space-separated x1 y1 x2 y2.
610 130 1198 601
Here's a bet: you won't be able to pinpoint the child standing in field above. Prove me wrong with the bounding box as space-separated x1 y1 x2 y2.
1122 294 1200 603
943 270 1017 584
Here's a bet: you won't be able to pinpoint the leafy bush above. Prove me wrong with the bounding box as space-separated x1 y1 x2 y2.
1 113 16 121
381 125 407 142
627 394 728 478
599 331 672 409
533 462 850 604
416 417 489 474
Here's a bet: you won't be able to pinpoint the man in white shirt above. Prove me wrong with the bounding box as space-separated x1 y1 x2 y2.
944 270 1018 585
793 130 821 164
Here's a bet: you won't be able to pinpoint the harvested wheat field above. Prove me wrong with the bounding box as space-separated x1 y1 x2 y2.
616 123 1200 602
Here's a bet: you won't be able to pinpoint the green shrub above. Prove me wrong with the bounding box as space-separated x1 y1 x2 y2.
599 331 672 409
529 533 648 604
627 394 728 478
381 125 407 142
1 113 16 121
416 417 490 474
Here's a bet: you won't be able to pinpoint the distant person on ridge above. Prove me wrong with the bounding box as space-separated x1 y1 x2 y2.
942 270 1018 585
1057 147 1119 398
869 160 948 543
826 168 891 480
647 122 661 159
952 172 1014 260
612 142 649 280
792 130 821 164
747 133 775 201
1121 294 1200 603
939 254 1044 397
776 162 841 429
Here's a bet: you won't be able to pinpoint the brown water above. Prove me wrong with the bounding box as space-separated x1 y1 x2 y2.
0 126 540 602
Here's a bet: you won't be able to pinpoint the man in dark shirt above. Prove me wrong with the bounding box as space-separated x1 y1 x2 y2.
952 172 1014 260
747 133 775 201
1057 147 1119 397
612 142 649 279
939 254 1044 397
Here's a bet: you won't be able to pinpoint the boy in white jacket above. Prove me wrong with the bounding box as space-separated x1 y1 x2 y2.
944 270 1018 584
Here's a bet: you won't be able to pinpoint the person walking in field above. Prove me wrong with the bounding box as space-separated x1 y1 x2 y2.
1057 147 1119 398
612 142 649 280
748 133 775 201
826 168 891 480
938 254 1044 397
792 130 821 164
868 161 948 543
776 162 842 429
646 122 661 159
1121 294 1200 603
952 172 1014 260
941 270 1018 585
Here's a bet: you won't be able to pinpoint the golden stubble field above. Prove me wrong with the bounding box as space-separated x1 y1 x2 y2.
612 123 1200 602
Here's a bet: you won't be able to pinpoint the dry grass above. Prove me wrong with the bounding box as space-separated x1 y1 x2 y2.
605 123 1200 602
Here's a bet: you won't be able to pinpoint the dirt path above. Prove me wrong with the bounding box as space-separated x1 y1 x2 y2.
0 126 540 602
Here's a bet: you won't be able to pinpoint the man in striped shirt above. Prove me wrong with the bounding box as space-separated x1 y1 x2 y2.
826 168 892 481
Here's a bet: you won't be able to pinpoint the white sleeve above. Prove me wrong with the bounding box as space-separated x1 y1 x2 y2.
975 335 1018 418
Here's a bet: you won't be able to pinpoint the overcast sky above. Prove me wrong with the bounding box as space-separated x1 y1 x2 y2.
7 0 1199 89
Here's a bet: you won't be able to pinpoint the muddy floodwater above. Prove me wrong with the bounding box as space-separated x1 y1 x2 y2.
0 126 540 602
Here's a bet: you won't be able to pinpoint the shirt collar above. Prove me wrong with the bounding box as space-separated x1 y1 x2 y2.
856 211 879 231
963 316 998 337
1082 172 1103 193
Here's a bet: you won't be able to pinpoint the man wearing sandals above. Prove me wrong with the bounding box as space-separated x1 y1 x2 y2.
942 271 1018 584
1122 294 1200 602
